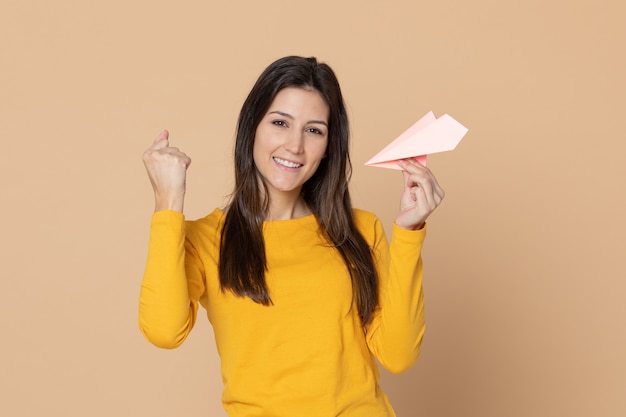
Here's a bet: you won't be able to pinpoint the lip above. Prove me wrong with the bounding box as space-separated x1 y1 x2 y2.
273 156 303 169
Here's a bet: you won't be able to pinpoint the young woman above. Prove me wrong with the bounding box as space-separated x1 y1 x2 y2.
140 56 444 416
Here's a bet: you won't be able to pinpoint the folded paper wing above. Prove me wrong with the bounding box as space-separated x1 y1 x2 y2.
365 111 468 169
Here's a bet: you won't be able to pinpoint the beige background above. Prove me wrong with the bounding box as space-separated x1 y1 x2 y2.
1 0 625 416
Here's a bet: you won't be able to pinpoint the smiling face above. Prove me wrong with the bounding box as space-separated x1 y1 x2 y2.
253 87 329 203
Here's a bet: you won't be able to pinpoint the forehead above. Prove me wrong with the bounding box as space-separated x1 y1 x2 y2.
267 87 329 120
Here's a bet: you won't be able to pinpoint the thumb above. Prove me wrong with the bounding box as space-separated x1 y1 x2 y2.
152 129 170 149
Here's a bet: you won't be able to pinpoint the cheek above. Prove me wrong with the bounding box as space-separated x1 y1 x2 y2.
251 139 260 166
252 129 267 164
316 139 329 160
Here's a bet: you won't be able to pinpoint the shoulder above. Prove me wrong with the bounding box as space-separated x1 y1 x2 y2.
352 208 385 241
352 208 379 224
185 208 225 243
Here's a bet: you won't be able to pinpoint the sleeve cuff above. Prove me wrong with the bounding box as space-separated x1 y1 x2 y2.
391 221 427 245
151 210 185 232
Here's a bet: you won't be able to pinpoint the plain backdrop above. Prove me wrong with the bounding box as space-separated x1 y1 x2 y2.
1 1 625 416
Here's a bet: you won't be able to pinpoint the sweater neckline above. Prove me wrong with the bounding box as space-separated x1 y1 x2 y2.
212 208 317 226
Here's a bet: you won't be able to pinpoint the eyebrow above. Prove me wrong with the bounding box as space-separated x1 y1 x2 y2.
268 110 328 127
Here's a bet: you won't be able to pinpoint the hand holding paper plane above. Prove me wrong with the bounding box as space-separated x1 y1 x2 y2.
365 111 468 169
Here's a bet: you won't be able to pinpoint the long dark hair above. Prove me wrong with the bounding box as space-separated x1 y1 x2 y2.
219 56 379 325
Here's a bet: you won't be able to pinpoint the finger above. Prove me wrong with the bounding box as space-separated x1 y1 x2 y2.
401 163 430 191
401 166 429 187
160 146 192 168
434 182 445 204
398 157 428 173
402 170 411 189
408 173 439 209
418 178 436 208
182 154 192 168
428 173 445 204
412 185 427 207
404 160 444 202
402 171 423 204
400 161 433 192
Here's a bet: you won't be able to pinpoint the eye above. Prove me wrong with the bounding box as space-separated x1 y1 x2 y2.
306 127 324 135
272 120 287 127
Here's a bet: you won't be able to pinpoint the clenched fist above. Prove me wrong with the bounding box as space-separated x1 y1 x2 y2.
142 130 192 213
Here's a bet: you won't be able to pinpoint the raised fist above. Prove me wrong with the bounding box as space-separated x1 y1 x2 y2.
142 130 191 212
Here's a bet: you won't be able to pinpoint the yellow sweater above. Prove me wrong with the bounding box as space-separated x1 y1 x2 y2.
139 208 426 416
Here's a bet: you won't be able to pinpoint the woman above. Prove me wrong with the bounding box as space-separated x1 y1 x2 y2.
140 56 444 416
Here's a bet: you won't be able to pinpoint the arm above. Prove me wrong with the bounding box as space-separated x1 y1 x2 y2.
365 219 427 374
138 131 201 348
138 211 205 349
366 157 444 373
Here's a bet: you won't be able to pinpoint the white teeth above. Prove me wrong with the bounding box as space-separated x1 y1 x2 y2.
273 157 302 168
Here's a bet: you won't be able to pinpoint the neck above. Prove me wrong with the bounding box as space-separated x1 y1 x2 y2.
266 193 311 221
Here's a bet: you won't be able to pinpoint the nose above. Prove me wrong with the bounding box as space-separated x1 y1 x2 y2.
284 129 304 154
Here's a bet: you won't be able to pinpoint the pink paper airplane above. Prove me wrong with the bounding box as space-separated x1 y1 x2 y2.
365 111 468 169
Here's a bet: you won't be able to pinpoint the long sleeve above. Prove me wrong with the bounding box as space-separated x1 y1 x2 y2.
138 210 205 349
365 218 427 374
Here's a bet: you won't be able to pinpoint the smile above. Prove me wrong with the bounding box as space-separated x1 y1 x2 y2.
273 157 303 168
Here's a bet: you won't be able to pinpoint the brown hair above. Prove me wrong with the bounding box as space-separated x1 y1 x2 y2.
219 56 378 325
